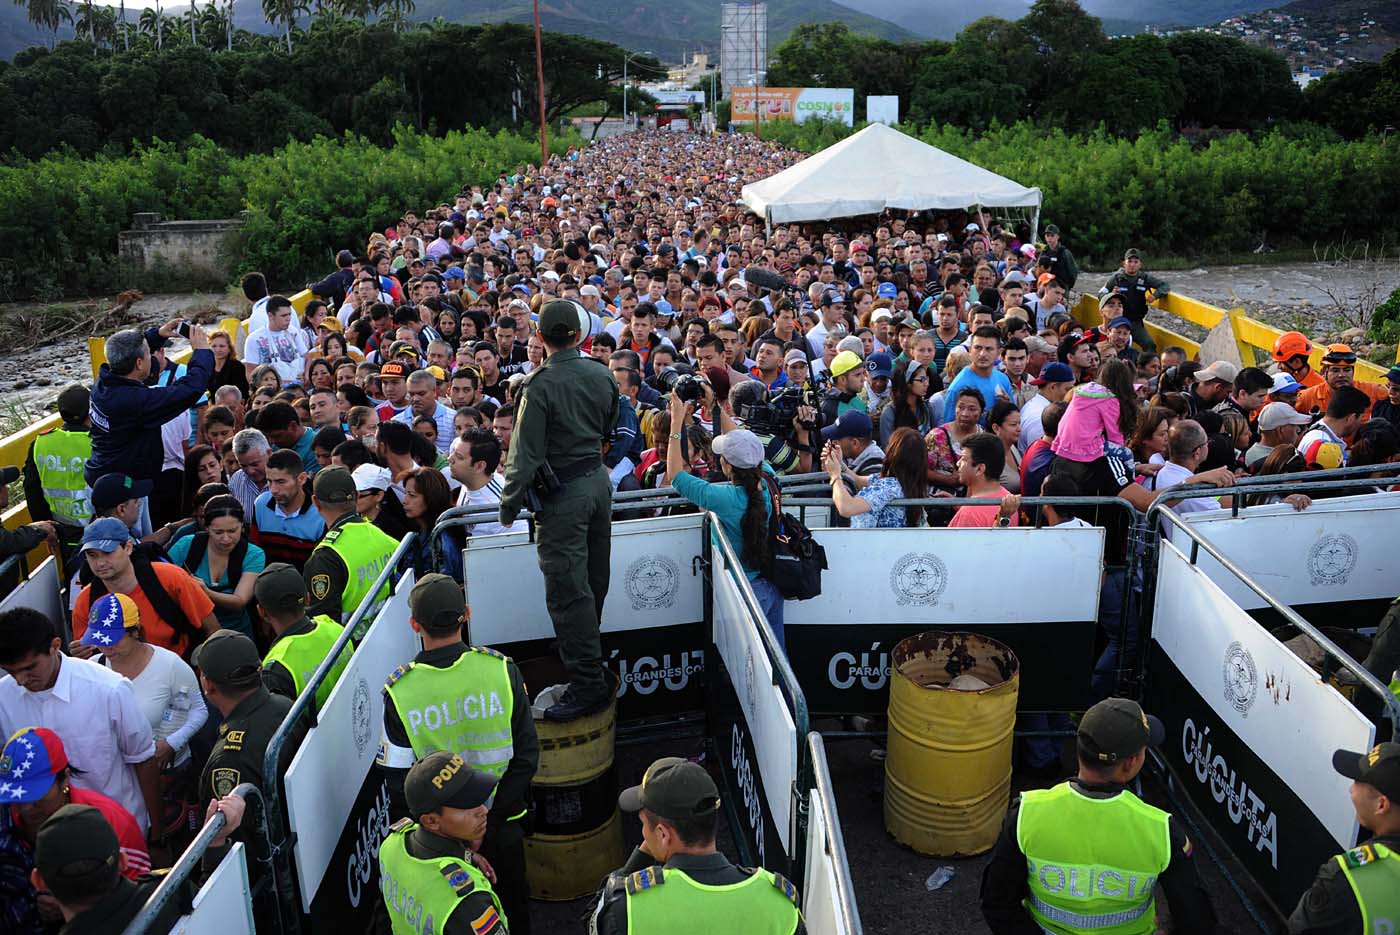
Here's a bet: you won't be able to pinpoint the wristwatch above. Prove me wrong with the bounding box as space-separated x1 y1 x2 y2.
995 515 1011 527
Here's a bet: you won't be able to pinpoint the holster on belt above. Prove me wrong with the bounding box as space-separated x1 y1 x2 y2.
526 461 563 511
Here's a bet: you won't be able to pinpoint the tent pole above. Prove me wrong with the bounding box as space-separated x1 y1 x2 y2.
765 207 772 238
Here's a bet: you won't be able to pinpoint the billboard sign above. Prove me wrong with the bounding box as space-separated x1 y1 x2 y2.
732 88 855 126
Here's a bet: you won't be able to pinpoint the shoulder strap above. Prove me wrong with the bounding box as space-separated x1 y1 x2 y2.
183 532 210 575
132 556 201 644
624 866 665 895
228 536 248 584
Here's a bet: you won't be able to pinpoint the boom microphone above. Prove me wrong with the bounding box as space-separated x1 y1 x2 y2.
741 267 793 294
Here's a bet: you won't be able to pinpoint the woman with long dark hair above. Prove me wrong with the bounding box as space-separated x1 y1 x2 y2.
180 445 224 517
165 495 264 640
402 467 461 580
827 427 929 528
880 361 936 447
665 394 784 645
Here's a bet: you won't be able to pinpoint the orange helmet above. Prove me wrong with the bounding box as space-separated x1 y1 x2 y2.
1272 331 1312 363
1321 343 1357 364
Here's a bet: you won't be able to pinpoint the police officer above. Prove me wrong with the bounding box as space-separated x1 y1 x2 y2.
256 562 350 711
303 465 399 639
377 752 509 935
590 757 803 935
1288 743 1400 933
377 573 538 935
498 299 619 721
22 383 93 556
979 698 1216 934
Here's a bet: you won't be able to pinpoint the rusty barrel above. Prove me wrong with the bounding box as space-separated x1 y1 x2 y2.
519 657 626 901
884 631 1020 856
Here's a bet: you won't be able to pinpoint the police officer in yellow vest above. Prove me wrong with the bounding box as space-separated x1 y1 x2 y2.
378 573 538 935
22 383 93 552
980 698 1217 935
377 751 509 935
590 757 804 935
1288 743 1400 933
255 562 351 711
303 466 399 640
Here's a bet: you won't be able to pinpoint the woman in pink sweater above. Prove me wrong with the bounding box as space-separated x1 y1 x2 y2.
1051 359 1140 462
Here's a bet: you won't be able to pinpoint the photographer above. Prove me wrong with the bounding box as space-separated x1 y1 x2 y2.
665 393 785 647
728 381 817 476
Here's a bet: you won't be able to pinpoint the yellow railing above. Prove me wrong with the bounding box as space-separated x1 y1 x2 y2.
1071 293 1393 381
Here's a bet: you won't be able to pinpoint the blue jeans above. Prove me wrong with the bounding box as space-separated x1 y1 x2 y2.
750 575 786 651
1091 568 1140 700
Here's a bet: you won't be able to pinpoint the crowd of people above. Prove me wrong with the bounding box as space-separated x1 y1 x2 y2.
1 127 1399 934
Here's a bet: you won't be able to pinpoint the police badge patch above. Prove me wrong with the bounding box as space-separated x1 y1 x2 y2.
310 574 331 601
211 767 240 797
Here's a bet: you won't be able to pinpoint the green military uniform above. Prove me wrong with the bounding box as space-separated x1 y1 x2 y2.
304 467 399 639
592 757 804 935
499 300 619 716
1100 250 1169 354
1289 744 1400 934
33 804 192 935
378 574 539 935
376 752 509 935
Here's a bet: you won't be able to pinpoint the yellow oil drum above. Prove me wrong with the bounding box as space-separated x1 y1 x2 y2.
884 631 1020 857
520 657 627 901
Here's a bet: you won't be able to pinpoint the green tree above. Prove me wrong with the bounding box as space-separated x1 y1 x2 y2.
1166 32 1301 129
262 0 304 51
909 18 1031 129
1020 0 1105 110
1061 35 1185 134
1304 48 1400 138
13 0 72 48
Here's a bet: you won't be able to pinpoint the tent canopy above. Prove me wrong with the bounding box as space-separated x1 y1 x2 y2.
741 123 1042 226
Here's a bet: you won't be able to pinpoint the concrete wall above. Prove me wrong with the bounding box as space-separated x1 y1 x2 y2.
117 212 242 285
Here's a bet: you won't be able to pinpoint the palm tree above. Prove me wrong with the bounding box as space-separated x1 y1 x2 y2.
186 2 197 44
13 0 72 48
336 0 369 21
139 3 164 48
117 0 129 49
377 0 411 32
74 0 99 46
262 0 303 51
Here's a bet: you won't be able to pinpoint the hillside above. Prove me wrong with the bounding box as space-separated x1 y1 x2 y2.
1280 0 1400 34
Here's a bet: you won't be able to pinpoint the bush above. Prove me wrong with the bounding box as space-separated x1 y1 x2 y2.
1372 287 1400 346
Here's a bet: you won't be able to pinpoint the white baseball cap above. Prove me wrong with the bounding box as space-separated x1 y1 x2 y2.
352 463 391 492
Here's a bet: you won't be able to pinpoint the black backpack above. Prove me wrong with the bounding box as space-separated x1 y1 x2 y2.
760 475 826 601
80 542 201 648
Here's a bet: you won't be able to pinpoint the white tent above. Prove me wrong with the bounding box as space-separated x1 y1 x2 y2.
741 123 1042 231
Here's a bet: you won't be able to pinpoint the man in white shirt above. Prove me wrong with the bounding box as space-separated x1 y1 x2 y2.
806 291 848 358
447 427 524 536
1154 420 1227 516
243 296 308 386
0 606 159 834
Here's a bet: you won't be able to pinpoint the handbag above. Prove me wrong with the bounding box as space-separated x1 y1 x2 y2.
761 475 827 601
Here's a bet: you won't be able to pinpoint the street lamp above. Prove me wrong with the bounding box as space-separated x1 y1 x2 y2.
622 49 653 127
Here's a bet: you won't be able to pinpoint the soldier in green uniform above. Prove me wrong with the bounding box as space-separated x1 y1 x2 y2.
498 299 619 722
1288 743 1400 934
302 466 399 640
590 757 804 935
194 630 300 865
377 573 538 935
377 752 509 935
256 561 351 711
979 698 1216 935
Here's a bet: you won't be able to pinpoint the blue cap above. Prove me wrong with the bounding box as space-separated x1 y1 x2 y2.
876 282 898 299
1032 362 1075 385
0 727 69 802
821 410 874 441
1108 316 1133 331
589 275 606 286
1387 366 1400 385
865 352 894 380
443 266 465 280
80 517 131 554
81 593 140 647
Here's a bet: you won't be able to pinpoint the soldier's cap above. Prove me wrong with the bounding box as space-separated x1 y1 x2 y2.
313 466 357 504
1334 743 1400 801
538 299 582 343
56 384 90 422
619 757 720 823
254 562 307 613
1077 698 1164 764
192 630 263 686
35 804 119 883
404 752 497 818
409 573 465 633
1044 224 1060 236
1123 248 1141 260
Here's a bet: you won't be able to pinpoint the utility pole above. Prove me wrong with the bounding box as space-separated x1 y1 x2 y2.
533 0 547 167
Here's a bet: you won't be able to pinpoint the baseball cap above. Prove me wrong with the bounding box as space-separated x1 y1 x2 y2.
90 473 154 513
1002 270 1030 288
1031 362 1074 386
1385 366 1400 385
1333 743 1400 800
1024 336 1054 355
1036 272 1057 288
1077 698 1164 764
1124 248 1142 260
34 805 119 885
404 751 498 819
1270 372 1302 395
865 352 893 380
784 349 809 366
829 350 863 378
711 430 765 470
80 517 131 554
312 466 357 504
379 361 409 381
538 299 583 343
820 290 846 308
1108 316 1133 331
409 573 466 632
1257 402 1311 431
0 727 70 801
1304 441 1344 470
191 630 263 685
1044 224 1061 235
80 593 139 647
580 284 602 298
352 463 392 492
1098 291 1125 309
426 366 447 382
254 562 307 614
871 308 893 323
821 410 874 441
1196 361 1239 384
876 282 898 299
443 266 466 281
619 757 720 823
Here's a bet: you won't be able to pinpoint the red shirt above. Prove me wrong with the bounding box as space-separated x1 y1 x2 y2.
949 486 1019 528
13 785 149 878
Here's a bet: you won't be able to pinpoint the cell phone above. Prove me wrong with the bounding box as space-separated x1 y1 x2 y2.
177 320 193 338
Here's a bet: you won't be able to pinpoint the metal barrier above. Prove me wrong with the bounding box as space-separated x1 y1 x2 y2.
121 783 271 935
259 533 416 935
801 733 863 935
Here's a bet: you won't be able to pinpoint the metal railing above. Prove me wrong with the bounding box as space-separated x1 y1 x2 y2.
259 533 416 935
804 732 864 935
121 783 271 935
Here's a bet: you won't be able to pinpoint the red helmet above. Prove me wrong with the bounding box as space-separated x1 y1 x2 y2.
1272 331 1312 363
